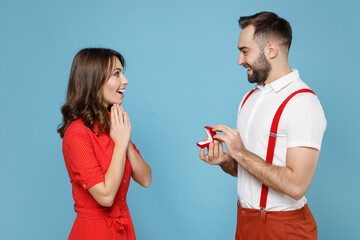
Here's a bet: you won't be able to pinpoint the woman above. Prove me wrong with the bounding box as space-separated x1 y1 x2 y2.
58 48 152 239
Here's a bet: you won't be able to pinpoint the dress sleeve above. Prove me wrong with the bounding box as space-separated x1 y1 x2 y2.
131 142 142 157
64 132 105 189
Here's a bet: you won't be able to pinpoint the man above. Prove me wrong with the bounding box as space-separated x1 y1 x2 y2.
199 12 326 239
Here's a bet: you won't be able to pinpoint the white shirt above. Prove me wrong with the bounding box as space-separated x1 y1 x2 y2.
236 70 327 211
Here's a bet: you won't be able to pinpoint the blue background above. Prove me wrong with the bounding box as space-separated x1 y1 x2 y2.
1 0 359 239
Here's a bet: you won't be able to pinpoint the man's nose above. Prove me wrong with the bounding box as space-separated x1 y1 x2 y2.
238 54 245 65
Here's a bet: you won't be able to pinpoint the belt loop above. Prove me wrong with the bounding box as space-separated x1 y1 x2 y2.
303 204 308 219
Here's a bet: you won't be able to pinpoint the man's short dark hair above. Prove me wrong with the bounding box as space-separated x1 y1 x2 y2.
239 11 292 52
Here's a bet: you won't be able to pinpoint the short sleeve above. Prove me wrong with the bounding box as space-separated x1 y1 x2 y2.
283 94 327 150
64 132 105 189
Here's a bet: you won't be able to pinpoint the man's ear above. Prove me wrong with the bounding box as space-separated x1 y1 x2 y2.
265 42 278 59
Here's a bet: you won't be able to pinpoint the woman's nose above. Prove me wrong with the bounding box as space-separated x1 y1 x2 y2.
122 75 129 85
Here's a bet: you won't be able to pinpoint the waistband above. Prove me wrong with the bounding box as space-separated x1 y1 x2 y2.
74 200 129 232
238 202 311 221
74 200 128 219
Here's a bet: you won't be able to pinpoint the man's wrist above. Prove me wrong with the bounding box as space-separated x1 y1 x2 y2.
220 154 233 168
219 153 238 176
231 148 246 166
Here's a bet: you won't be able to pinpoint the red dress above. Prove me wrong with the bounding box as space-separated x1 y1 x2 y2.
62 118 138 240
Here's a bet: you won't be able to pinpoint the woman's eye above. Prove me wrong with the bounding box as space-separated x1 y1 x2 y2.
114 71 120 77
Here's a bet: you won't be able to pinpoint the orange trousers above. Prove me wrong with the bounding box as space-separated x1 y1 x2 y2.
235 203 317 240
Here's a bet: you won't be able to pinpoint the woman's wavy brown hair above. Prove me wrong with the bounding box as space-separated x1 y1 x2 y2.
58 48 125 138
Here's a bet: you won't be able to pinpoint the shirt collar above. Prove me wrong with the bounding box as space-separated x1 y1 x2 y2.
255 69 300 93
270 69 300 92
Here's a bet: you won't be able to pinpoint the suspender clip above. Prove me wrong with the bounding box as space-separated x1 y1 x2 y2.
260 207 264 216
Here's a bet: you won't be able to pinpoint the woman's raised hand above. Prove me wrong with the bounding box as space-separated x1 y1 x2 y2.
110 105 132 149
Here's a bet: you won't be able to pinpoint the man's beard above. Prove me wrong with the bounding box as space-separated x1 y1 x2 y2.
247 50 271 84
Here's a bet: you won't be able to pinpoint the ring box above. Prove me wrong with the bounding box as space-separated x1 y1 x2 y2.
196 126 216 148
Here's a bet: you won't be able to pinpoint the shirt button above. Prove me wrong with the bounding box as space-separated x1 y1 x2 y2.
124 180 126 183
83 184 86 187
241 210 245 215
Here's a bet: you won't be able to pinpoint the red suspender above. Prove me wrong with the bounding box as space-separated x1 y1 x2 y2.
259 88 315 211
239 88 316 212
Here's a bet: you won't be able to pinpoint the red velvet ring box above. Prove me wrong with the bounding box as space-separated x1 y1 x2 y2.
196 126 216 148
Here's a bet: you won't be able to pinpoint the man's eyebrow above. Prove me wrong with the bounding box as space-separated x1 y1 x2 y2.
238 46 249 51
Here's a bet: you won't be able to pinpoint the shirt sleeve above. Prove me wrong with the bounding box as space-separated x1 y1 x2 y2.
64 131 105 190
283 94 327 150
